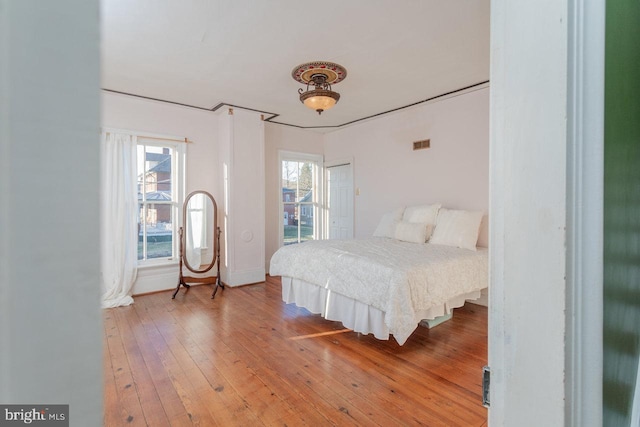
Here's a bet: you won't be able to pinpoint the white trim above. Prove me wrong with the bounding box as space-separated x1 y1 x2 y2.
488 4 507 423
565 0 605 425
324 157 354 169
224 267 266 287
489 1 572 424
279 150 325 162
226 113 235 272
102 126 187 143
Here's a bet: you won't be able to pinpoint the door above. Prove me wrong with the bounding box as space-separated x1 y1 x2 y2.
327 163 354 239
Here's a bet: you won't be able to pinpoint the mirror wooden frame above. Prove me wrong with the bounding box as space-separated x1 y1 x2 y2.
172 190 224 299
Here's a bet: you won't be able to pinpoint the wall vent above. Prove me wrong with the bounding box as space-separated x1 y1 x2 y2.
482 366 490 408
413 139 430 150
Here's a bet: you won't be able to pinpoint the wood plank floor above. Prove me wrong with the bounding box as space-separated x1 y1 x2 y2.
103 276 488 426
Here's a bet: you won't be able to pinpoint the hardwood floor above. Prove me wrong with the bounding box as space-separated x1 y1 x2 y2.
103 276 488 426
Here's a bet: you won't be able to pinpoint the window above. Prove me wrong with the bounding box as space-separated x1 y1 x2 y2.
137 140 185 263
279 152 323 246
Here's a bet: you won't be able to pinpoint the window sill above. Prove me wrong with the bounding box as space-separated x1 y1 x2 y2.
137 259 179 270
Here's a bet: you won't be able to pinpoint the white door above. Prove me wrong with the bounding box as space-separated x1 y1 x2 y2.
327 164 354 239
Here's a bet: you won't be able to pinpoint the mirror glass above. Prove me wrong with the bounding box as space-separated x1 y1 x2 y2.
183 191 216 273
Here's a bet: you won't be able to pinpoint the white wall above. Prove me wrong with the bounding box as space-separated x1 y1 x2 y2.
264 124 324 271
102 92 219 294
218 109 265 286
0 1 103 425
324 87 489 245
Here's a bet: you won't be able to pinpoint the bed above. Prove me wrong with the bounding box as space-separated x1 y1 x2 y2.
269 205 488 345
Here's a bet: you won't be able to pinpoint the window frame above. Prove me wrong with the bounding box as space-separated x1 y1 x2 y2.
277 150 324 248
137 138 186 267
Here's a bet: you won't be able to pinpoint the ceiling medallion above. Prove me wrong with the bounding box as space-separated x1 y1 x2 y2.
292 61 347 115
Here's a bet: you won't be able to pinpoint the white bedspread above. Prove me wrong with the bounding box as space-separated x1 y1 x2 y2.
269 238 488 344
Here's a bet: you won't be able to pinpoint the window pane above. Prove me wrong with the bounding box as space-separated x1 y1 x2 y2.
145 203 173 259
299 203 314 226
297 161 313 202
137 203 145 260
283 203 296 245
137 145 145 200
300 209 314 243
282 160 298 191
144 146 173 200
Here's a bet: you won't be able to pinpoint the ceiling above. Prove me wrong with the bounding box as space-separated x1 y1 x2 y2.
101 0 490 132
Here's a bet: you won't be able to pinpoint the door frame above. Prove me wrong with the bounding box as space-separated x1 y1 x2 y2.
488 0 604 425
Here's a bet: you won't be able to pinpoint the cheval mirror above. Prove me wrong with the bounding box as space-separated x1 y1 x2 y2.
172 190 224 299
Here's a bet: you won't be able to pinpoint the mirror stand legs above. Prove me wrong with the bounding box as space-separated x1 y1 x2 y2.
172 273 191 299
211 235 223 299
211 279 224 299
173 216 224 300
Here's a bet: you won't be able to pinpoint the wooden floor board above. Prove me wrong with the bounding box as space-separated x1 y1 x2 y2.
103 277 488 426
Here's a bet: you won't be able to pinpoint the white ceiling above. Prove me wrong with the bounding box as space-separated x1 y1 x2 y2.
101 0 490 131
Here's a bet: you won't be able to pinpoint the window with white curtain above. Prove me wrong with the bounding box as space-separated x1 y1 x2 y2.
136 139 185 264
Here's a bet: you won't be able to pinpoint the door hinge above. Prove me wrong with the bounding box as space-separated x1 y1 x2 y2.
482 365 490 408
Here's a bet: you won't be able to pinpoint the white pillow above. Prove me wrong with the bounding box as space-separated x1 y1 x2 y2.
430 208 483 250
401 203 441 242
389 206 405 221
394 221 433 244
403 204 441 226
372 207 405 238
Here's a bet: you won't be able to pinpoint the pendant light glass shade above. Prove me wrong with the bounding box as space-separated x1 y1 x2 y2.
299 89 340 114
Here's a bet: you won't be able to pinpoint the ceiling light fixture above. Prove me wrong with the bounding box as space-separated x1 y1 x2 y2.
292 61 347 115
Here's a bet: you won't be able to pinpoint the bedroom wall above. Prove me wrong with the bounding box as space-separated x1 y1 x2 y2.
101 92 219 294
264 123 324 271
323 87 490 246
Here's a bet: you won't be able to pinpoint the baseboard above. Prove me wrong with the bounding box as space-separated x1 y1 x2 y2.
222 267 266 287
131 265 178 295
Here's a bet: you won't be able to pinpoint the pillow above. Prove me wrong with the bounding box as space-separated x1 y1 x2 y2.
372 207 405 238
394 221 433 244
429 208 483 250
388 206 405 222
401 203 441 242
403 204 441 226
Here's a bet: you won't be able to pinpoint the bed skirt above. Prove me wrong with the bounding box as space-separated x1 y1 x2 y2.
281 276 482 344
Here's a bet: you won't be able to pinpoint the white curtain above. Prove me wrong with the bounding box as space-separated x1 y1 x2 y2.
100 131 138 308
